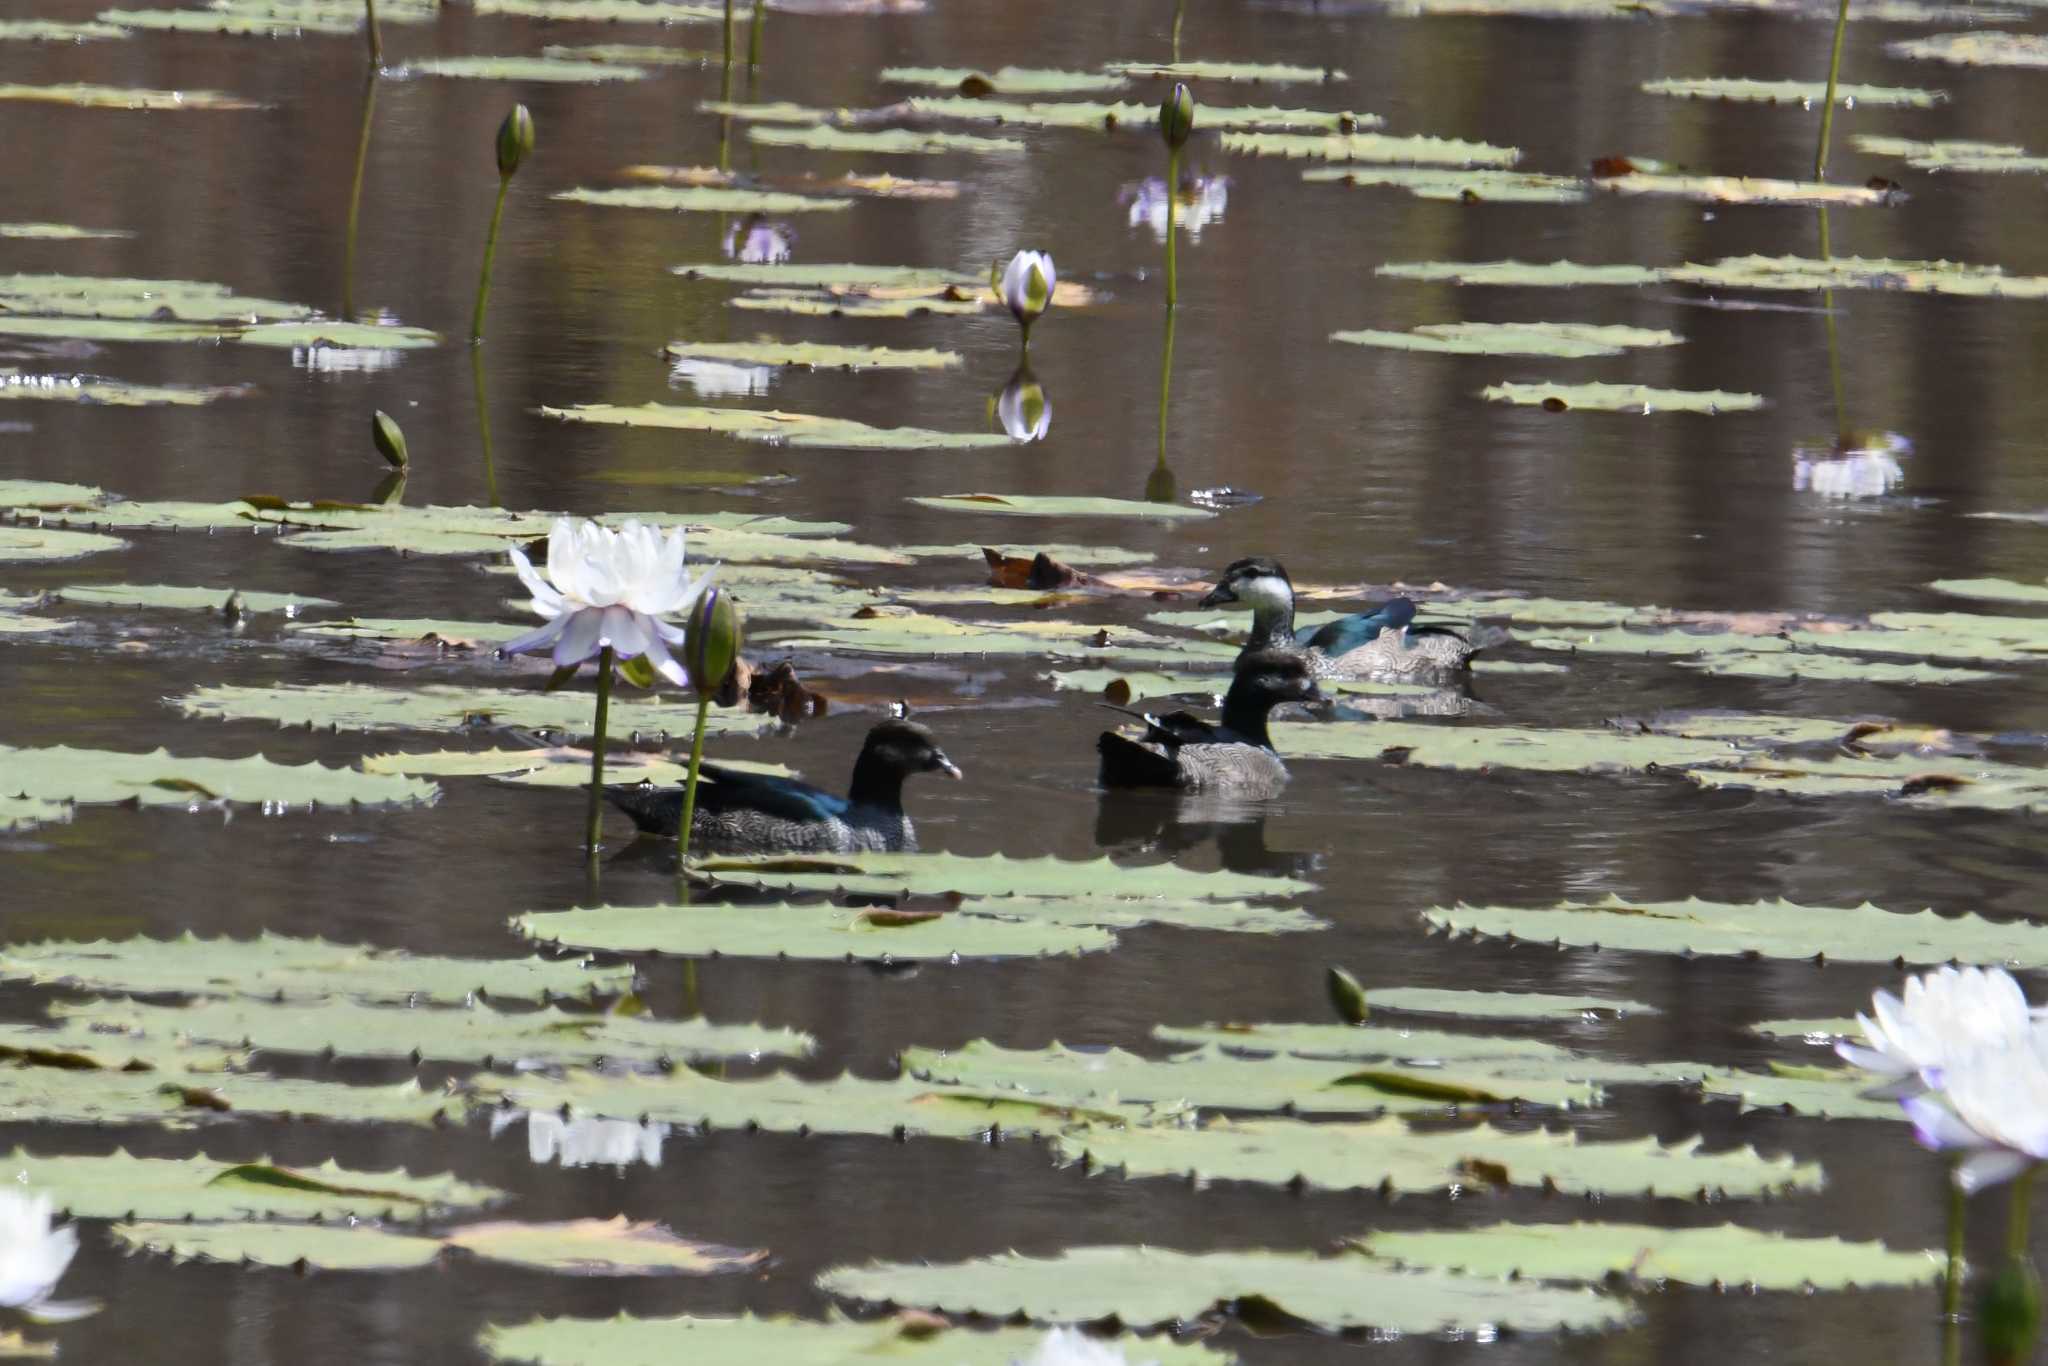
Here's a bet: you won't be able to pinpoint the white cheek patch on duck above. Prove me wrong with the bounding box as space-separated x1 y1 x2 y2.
1237 575 1294 616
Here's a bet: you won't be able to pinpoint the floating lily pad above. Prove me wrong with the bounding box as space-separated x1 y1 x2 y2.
909 96 1365 133
662 340 959 370
1221 130 1517 165
1380 254 2048 298
1889 30 2048 67
1269 717 1741 770
0 84 260 110
1596 172 1897 207
631 164 961 197
0 372 250 407
0 527 125 562
1362 987 1657 1018
1380 259 1663 288
1153 1020 1594 1067
1855 135 2048 172
1360 1223 1938 1289
56 994 811 1070
0 796 69 830
361 747 788 789
0 223 131 239
730 288 980 318
1303 165 1586 201
236 320 437 349
514 902 1118 961
750 126 1026 155
0 1057 454 1127
1929 577 2048 604
0 20 128 39
695 851 1315 902
0 932 628 1005
1677 652 2004 684
445 1218 767 1275
1333 321 1680 357
555 186 852 213
54 583 333 613
1 1150 500 1221
1696 1064 1908 1120
907 493 1212 520
471 0 733 19
674 263 965 289
820 1246 1631 1334
540 402 1009 451
287 616 524 647
113 1221 443 1270
478 1314 1227 1366
1105 59 1347 84
0 742 434 812
1482 381 1763 414
881 66 1128 95
1059 1117 1820 1198
1425 895 2048 965
400 56 649 82
1688 752 2048 809
543 43 717 64
0 273 307 322
174 684 769 740
757 607 1221 663
1643 77 1944 106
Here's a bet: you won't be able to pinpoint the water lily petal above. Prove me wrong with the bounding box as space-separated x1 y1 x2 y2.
641 627 690 688
600 606 652 660
1904 1095 1986 1153
499 615 570 658
508 545 565 616
1956 1148 2034 1193
552 608 607 667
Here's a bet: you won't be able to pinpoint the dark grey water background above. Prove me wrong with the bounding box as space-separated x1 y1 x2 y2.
4 0 2048 1359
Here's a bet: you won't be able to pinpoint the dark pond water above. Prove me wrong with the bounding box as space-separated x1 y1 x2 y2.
5 0 2048 1360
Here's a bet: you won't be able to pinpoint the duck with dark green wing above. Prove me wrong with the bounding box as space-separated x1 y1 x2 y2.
605 718 960 853
1200 556 1475 681
1096 648 1321 797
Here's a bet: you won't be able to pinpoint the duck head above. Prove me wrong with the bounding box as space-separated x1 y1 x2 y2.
1220 647 1323 745
1200 558 1298 649
861 718 964 779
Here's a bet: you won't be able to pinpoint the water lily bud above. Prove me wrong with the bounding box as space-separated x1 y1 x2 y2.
1327 966 1369 1024
370 410 408 469
998 250 1057 330
1160 81 1194 151
1984 1255 2042 1366
496 104 535 179
683 585 742 696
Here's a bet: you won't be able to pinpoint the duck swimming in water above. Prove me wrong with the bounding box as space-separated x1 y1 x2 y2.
1096 648 1321 798
1199 556 1474 681
605 718 961 853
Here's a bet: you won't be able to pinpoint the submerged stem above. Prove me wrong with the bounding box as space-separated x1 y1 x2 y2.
342 70 378 322
2012 1164 2040 1260
1150 289 1178 501
585 646 616 856
1948 1163 1967 1322
470 174 511 344
1814 0 1851 181
1171 0 1185 63
723 0 736 69
747 0 766 68
1164 147 1181 310
677 694 713 863
364 0 383 67
469 343 500 507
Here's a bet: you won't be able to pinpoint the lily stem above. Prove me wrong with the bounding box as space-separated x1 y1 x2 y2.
470 174 511 344
723 0 736 71
677 693 712 863
1171 0 1184 63
469 343 500 506
1157 298 1177 473
585 646 615 856
1947 1159 1967 1322
343 69 378 322
1813 0 1851 181
1164 147 1180 310
364 0 382 67
2011 1164 2040 1261
747 0 766 68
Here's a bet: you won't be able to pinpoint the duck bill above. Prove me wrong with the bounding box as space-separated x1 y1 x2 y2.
934 756 964 780
1197 584 1237 607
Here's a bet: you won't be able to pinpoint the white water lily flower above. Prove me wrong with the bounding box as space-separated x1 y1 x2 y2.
501 517 709 687
0 1190 96 1323
1837 964 2036 1090
1903 1022 2048 1191
1019 1327 1133 1366
999 250 1057 329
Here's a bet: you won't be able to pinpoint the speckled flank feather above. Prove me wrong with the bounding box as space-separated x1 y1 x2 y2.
1099 733 1291 797
1199 555 1477 682
1096 646 1319 797
1302 625 1474 682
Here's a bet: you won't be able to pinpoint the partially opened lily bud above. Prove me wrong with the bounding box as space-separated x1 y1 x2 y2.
1326 965 1368 1025
1160 81 1195 150
497 104 535 179
371 410 408 469
998 250 1057 332
684 584 742 695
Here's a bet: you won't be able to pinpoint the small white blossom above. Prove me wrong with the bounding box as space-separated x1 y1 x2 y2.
1837 964 2036 1089
1020 1327 1132 1366
1903 1022 2048 1191
999 250 1057 329
500 518 709 687
0 1190 96 1323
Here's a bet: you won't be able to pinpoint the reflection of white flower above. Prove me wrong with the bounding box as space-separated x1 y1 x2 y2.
1792 432 1909 499
1123 175 1230 242
1903 1023 2048 1191
496 1110 668 1169
1838 965 2036 1090
1021 1327 1131 1366
501 518 710 686
669 356 773 398
996 368 1051 442
998 250 1057 329
0 1190 96 1323
291 346 401 375
725 218 792 264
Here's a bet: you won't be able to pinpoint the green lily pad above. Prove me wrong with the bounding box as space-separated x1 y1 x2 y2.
514 902 1118 961
173 683 769 740
555 186 852 213
0 372 250 407
471 0 734 19
1379 254 2048 298
0 527 125 562
1482 381 1764 414
54 583 333 613
543 43 718 64
907 493 1213 520
694 851 1315 902
540 402 1009 451
910 96 1366 133
360 747 790 788
1304 165 1586 201
112 1221 445 1270
1152 1020 1596 1066
235 321 437 350
633 164 962 198
1929 577 2048 604
756 606 1219 662
1 1149 501 1221
1 795 69 830
1059 1117 1821 1198
1688 752 2048 810
663 340 959 370
0 932 628 1004
0 84 260 110
673 263 965 288
400 56 650 82
1425 894 2048 965
1696 1064 1908 1121
1644 77 1945 106
1333 321 1680 357
1359 1223 1938 1289
819 1245 1632 1334
730 288 985 318
55 994 812 1070
0 20 129 39
750 126 1026 155
1855 136 2048 172
478 1314 1228 1366
1595 172 1897 207
0 1061 454 1127
1104 59 1347 83
1677 653 2004 684
0 223 131 239
1889 30 2048 67
1221 130 1517 165
881 66 1129 94
1379 259 1663 288
0 742 434 811
1361 987 1657 1019
0 273 307 322
1269 717 1744 770
286 616 524 646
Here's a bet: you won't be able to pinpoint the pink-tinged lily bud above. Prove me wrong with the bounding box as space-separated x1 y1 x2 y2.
998 250 1057 329
1160 81 1195 150
684 585 742 695
497 104 535 179
371 410 408 469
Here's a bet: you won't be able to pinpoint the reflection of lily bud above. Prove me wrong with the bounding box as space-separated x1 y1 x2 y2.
725 215 792 264
1792 431 1909 499
995 365 1051 442
1121 175 1230 242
